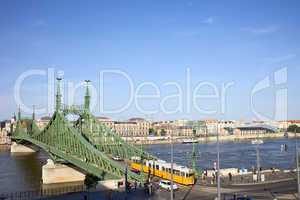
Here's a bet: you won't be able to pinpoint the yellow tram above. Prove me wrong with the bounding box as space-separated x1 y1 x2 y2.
130 156 195 185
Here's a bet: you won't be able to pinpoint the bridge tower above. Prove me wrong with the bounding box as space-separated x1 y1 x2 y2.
56 78 62 112
17 106 21 121
32 105 35 120
84 80 91 112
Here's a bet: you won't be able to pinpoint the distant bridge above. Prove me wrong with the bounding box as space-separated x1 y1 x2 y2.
11 79 155 183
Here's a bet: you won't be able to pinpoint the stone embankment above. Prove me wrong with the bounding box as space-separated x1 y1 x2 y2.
127 132 300 145
199 168 297 186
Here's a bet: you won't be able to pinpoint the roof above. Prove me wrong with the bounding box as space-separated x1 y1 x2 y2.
96 116 112 121
287 120 300 123
178 125 193 129
128 117 146 122
145 159 193 173
236 124 278 132
114 121 137 124
40 116 51 121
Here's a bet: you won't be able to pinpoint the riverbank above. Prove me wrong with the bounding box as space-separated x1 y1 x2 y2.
128 132 300 145
3 132 300 146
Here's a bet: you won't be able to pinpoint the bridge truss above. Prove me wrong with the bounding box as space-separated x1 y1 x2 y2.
11 79 155 183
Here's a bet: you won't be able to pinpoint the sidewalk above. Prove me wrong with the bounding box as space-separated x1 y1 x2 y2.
38 189 152 200
198 170 296 186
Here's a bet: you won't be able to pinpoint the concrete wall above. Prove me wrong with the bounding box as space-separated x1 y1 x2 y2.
42 159 85 184
10 142 35 153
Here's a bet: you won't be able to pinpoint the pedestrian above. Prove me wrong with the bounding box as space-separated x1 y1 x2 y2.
212 173 216 184
228 172 232 182
148 182 153 195
134 180 137 191
233 193 237 200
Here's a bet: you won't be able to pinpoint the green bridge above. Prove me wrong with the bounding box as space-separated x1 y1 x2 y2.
11 78 155 183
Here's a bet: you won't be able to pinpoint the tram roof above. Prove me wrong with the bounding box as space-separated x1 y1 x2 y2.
131 156 193 173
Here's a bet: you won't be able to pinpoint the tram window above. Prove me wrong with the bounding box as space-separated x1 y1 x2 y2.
162 167 165 171
156 165 159 170
180 172 185 177
149 163 151 168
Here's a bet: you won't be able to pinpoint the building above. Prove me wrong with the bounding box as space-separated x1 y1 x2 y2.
96 117 114 129
97 117 151 137
36 116 51 129
233 124 278 136
35 115 152 137
152 121 175 136
203 119 236 135
0 119 13 145
275 120 300 131
177 125 194 136
152 120 197 137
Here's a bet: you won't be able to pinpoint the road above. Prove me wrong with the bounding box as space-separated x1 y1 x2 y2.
136 177 297 200
36 178 297 200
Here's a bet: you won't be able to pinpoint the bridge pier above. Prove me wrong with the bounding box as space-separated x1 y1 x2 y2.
10 142 36 153
42 159 86 184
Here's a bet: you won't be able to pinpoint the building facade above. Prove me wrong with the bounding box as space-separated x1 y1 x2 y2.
233 124 278 136
203 119 236 135
152 120 196 137
0 120 13 145
36 116 52 129
97 117 151 137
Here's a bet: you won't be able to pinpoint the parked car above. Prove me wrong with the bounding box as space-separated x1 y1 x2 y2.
159 180 178 191
112 155 123 161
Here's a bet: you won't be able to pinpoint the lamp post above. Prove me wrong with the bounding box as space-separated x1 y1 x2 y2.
216 123 221 200
295 130 300 200
251 133 263 182
170 129 174 200
256 140 261 182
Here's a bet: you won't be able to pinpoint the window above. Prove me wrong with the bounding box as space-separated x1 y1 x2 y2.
186 173 194 177
156 165 159 170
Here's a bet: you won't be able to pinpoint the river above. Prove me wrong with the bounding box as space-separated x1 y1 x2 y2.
0 138 297 193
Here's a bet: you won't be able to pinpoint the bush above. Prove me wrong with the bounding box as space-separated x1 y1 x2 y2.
287 125 299 133
84 173 99 190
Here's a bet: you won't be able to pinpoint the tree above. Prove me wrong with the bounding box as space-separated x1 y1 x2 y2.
192 129 197 137
84 173 99 198
287 124 299 132
148 128 156 136
160 128 166 136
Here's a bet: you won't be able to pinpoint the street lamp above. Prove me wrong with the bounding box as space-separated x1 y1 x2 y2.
216 123 221 200
251 136 263 182
295 130 300 200
170 128 174 200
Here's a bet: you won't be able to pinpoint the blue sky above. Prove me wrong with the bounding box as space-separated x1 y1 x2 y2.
0 0 300 121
